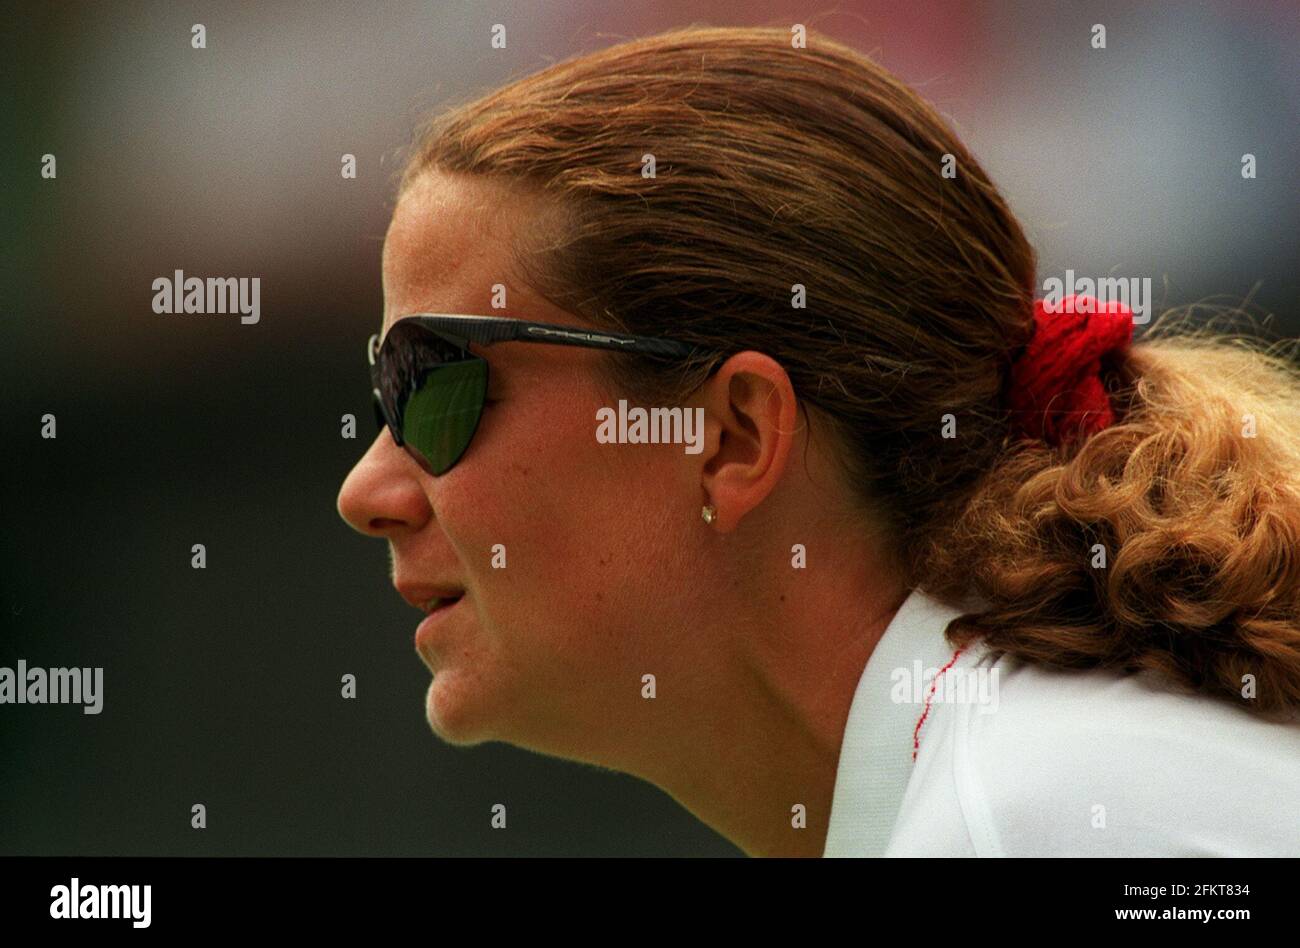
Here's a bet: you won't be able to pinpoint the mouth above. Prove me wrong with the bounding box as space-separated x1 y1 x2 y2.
420 593 463 614
395 581 465 614
414 591 466 655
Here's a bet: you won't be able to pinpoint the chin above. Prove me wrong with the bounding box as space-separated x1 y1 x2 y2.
424 674 495 747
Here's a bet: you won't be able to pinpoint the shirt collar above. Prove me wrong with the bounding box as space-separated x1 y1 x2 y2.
822 585 970 857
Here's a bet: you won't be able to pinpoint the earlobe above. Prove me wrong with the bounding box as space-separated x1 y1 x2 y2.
697 351 799 533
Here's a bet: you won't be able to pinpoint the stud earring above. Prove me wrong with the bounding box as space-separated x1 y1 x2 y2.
701 504 717 525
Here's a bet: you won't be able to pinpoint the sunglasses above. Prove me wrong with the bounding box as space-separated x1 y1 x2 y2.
368 314 700 476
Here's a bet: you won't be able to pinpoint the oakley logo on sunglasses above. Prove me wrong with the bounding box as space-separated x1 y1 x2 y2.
525 326 637 346
595 400 705 455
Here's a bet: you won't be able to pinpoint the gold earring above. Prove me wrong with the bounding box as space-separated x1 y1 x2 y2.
701 504 717 525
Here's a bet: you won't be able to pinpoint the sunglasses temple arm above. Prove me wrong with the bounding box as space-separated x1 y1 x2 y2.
506 323 694 358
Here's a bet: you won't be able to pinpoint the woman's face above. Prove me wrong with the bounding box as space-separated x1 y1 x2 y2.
337 171 712 758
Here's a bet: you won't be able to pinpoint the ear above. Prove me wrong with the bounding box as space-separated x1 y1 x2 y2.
697 351 800 533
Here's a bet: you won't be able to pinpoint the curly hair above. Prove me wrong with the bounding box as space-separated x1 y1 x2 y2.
393 25 1300 716
923 321 1300 716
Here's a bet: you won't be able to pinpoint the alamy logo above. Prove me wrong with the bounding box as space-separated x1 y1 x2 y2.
0 660 103 714
890 661 1000 714
50 877 151 928
1041 270 1151 324
596 400 705 454
151 269 261 324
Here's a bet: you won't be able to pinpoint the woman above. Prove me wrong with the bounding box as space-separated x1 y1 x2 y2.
336 26 1300 857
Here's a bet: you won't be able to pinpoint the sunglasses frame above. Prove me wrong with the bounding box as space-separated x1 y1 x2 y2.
367 313 701 475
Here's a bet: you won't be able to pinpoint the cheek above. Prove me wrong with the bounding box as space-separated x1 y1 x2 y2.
433 391 690 648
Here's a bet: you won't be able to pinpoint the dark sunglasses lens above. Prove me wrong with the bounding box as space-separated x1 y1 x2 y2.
402 360 488 474
376 321 487 475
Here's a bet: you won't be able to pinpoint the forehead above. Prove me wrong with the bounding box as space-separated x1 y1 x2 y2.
380 171 540 334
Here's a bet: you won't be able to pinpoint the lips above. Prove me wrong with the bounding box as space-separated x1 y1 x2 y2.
414 592 465 656
422 593 462 614
395 581 466 660
396 582 465 614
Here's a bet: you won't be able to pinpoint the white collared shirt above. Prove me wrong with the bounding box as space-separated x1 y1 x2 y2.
823 586 1300 856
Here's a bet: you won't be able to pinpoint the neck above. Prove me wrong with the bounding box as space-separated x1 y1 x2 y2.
604 526 908 857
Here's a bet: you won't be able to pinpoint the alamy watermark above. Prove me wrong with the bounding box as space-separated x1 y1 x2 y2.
0 660 103 714
890 660 1000 714
151 269 260 324
595 399 704 454
1041 270 1151 325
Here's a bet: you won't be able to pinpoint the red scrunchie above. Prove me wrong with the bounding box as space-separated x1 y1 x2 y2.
1006 293 1134 446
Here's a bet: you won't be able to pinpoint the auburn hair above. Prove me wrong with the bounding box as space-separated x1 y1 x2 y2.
393 25 1300 716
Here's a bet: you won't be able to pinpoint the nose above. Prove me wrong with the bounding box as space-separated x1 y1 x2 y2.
337 430 433 538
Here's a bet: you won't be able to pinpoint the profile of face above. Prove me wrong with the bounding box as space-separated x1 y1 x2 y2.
336 167 912 861
337 171 803 766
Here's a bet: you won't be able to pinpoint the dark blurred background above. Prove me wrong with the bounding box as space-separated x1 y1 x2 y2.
2 0 1297 856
